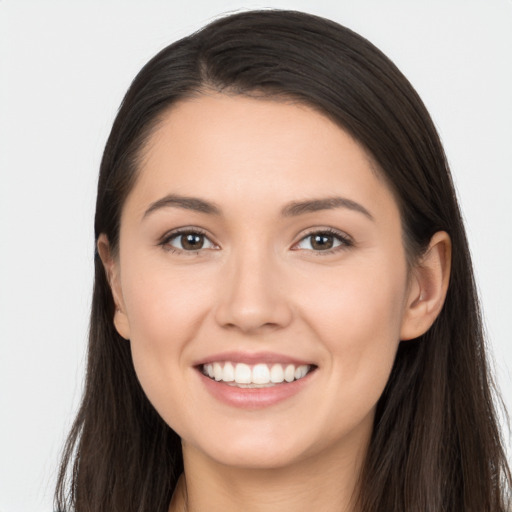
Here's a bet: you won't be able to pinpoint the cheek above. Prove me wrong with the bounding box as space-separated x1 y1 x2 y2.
298 258 407 411
119 257 214 409
122 253 213 340
302 255 407 335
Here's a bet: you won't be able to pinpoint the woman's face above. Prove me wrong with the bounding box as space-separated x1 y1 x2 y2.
107 93 418 470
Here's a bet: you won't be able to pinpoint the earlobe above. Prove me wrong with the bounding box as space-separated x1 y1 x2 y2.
97 234 131 340
113 308 131 341
400 231 452 341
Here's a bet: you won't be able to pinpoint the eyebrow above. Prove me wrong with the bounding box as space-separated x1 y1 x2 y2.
143 194 222 218
281 197 374 220
143 193 373 221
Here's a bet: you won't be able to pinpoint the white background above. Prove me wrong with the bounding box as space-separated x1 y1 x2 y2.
0 1 511 511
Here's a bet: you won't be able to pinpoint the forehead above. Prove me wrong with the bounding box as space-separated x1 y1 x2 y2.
125 93 399 222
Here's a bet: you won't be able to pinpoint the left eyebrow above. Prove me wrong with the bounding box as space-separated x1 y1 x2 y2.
280 197 374 221
143 194 222 219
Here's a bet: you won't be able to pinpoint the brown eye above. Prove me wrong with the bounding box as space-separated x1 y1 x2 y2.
310 234 334 250
181 233 205 250
165 231 216 252
294 230 352 252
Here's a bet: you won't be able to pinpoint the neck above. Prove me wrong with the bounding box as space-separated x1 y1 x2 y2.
170 437 368 512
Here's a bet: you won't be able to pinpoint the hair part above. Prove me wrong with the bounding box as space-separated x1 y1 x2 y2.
55 9 511 512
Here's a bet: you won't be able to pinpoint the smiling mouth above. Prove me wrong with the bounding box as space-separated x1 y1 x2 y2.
200 362 316 388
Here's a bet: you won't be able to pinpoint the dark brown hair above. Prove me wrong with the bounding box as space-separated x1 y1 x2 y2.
55 9 511 512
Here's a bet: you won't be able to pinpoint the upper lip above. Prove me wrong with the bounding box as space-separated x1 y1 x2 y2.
193 351 315 367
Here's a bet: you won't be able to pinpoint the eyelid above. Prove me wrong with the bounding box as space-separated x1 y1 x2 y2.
158 226 353 255
158 226 219 254
291 227 354 253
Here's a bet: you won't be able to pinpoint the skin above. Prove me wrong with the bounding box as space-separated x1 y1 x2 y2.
99 93 451 512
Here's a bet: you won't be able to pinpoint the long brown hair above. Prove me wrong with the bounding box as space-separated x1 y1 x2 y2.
55 9 511 511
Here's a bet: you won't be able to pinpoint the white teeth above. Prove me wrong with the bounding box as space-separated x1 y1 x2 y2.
284 364 295 383
252 364 270 384
202 362 311 386
223 362 235 382
234 363 252 384
270 364 284 383
295 365 308 379
213 362 223 381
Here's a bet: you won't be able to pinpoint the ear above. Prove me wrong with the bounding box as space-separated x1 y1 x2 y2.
97 234 131 340
400 231 452 341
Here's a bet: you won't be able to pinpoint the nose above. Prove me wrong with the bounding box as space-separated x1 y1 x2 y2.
214 246 293 334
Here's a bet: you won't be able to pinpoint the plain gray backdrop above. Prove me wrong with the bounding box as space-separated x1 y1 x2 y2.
1 1 511 511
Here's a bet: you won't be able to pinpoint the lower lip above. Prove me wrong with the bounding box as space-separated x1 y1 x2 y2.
197 370 314 409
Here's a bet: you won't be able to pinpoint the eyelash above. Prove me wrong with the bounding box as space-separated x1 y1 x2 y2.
159 227 214 255
293 228 353 255
159 227 353 256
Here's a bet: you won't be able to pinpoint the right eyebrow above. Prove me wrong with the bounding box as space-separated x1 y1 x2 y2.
142 194 222 219
281 196 374 221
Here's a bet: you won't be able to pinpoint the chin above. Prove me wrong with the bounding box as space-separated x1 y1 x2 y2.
182 419 335 471
195 441 309 470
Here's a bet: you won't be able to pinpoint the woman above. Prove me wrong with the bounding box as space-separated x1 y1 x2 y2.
54 9 511 512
